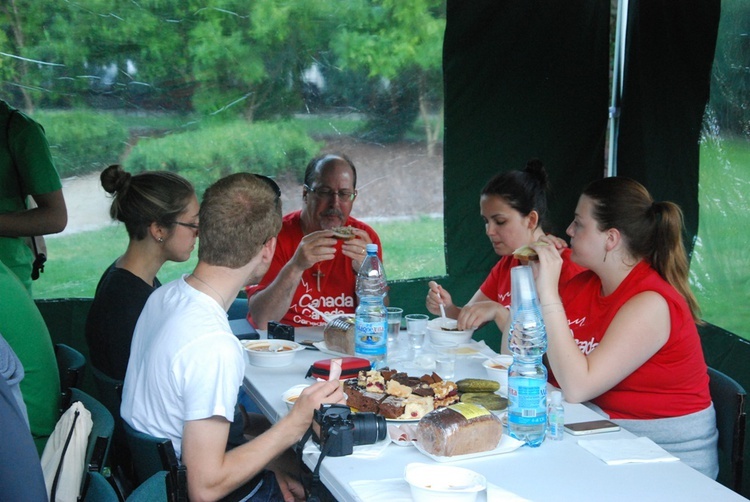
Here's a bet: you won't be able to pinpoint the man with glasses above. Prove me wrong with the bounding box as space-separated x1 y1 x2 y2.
122 173 345 501
246 153 382 328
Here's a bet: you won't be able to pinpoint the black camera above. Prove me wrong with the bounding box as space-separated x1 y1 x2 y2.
268 321 295 341
312 403 387 457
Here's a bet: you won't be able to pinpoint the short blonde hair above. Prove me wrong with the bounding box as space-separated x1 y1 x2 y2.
198 173 282 268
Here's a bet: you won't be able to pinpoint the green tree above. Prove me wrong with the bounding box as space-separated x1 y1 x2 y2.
1 0 195 111
188 0 338 121
330 0 445 153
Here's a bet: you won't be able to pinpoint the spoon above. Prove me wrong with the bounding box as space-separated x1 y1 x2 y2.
436 290 449 327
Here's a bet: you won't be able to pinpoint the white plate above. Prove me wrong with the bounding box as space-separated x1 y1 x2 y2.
414 433 524 463
386 416 421 423
388 423 418 446
312 341 351 358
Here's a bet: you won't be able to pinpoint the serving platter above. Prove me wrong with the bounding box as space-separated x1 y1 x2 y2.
348 405 422 423
414 433 524 463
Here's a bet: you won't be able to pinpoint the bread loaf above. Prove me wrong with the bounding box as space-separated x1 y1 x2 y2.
416 402 503 457
324 315 355 355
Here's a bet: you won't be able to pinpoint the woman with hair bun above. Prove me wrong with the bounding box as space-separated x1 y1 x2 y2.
426 159 585 332
533 176 717 477
85 164 198 380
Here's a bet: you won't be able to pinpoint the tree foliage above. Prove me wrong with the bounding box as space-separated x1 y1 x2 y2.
1 0 445 140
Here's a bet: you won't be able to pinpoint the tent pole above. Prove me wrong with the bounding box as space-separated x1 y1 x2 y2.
607 0 628 178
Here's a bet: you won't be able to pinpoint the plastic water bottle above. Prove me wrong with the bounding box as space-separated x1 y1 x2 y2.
507 265 548 446
508 266 547 358
508 357 548 446
547 390 565 440
355 244 388 369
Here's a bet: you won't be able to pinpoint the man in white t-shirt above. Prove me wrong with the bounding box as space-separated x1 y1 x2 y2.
121 173 345 501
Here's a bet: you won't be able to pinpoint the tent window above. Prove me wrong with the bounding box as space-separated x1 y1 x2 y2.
690 0 750 340
1 2 447 298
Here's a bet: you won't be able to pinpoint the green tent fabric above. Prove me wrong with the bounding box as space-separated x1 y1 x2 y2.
438 0 610 346
616 0 720 258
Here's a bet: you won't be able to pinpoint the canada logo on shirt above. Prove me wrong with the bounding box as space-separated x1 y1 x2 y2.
497 291 511 305
567 316 598 354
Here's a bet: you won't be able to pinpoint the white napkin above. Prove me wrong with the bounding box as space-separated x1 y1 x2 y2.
349 478 532 501
461 339 500 359
302 437 391 459
577 436 679 465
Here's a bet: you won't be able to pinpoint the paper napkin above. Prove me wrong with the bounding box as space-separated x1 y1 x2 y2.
349 478 532 502
577 436 679 465
302 437 391 459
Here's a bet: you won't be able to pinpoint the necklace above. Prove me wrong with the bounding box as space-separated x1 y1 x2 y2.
312 264 325 292
190 273 227 306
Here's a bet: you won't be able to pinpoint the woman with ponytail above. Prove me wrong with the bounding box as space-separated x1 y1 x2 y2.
533 176 717 478
426 159 585 332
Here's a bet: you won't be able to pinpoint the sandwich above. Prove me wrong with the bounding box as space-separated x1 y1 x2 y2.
512 241 549 263
330 226 355 240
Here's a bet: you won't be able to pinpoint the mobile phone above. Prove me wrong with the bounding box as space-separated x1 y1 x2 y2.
564 419 621 436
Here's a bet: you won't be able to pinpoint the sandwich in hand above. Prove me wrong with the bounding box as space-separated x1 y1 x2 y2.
512 241 549 264
330 226 355 240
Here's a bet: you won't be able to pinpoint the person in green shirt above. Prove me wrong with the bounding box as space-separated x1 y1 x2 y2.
0 99 67 294
0 260 60 453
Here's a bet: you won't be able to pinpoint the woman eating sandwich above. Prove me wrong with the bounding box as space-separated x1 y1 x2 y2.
425 159 585 332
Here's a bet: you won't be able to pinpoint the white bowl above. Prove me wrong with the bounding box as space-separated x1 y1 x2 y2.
404 462 486 502
426 318 475 346
242 340 305 367
281 384 310 411
482 355 514 396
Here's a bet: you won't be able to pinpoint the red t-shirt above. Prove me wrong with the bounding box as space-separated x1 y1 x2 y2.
479 248 584 307
553 260 711 419
246 210 382 327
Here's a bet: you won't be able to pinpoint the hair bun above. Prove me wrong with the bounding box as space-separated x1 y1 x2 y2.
100 164 131 194
524 158 549 189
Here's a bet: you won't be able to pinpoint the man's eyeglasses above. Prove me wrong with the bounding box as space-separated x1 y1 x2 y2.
174 221 199 231
304 185 357 202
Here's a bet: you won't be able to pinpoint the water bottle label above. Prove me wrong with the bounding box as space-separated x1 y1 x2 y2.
355 320 387 356
508 377 547 426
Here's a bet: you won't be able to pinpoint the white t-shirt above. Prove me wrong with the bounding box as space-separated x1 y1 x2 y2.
121 275 243 459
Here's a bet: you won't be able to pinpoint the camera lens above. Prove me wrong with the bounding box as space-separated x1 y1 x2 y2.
351 412 387 446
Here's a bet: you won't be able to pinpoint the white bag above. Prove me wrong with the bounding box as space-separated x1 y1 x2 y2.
40 401 93 502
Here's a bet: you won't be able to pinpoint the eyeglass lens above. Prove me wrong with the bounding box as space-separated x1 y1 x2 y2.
304 185 356 201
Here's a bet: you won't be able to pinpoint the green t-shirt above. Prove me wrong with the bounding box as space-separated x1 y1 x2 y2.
0 260 61 453
0 100 62 292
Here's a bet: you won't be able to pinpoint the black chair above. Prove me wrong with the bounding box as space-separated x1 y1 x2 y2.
122 420 176 485
83 470 171 502
91 366 135 496
128 471 169 502
55 343 86 411
70 388 114 475
708 366 746 493
91 367 126 456
82 471 119 502
227 296 249 320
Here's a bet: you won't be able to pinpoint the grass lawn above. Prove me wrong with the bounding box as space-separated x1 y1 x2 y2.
35 216 446 299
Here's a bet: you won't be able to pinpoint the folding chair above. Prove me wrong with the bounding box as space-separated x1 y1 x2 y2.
708 366 747 493
55 343 86 411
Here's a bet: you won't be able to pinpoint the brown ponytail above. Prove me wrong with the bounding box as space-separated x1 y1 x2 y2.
583 177 701 322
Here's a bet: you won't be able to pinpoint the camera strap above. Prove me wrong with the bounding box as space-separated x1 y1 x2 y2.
296 427 334 502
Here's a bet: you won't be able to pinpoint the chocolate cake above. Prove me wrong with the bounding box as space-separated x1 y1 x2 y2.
344 380 385 413
379 396 407 419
